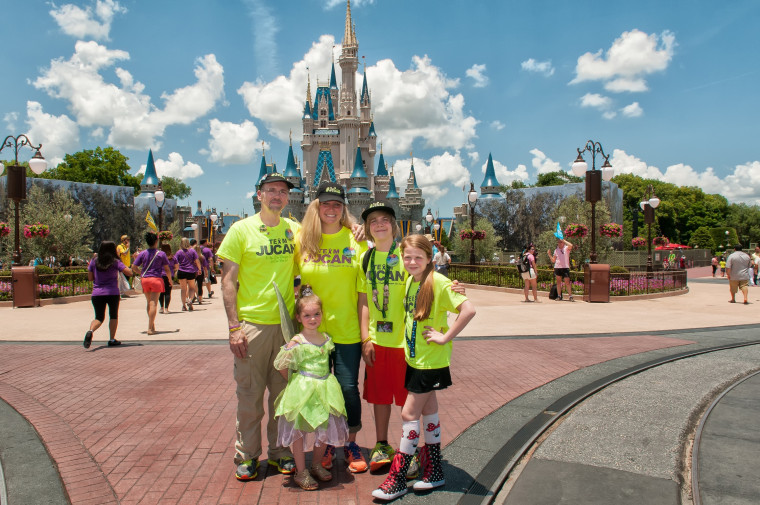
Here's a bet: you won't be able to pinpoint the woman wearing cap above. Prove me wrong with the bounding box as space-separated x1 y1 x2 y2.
295 181 369 474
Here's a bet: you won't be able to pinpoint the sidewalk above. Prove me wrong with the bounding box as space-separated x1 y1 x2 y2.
1 272 758 504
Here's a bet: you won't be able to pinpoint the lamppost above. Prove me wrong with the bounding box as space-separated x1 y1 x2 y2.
725 229 730 247
1 135 47 265
415 223 422 234
424 208 434 234
191 223 198 240
468 182 478 265
209 210 218 242
571 140 614 264
640 184 660 272
154 184 165 241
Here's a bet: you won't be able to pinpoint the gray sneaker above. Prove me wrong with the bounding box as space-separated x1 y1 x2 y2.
235 459 259 481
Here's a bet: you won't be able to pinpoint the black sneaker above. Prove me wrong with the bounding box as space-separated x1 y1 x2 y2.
83 330 93 349
107 339 122 347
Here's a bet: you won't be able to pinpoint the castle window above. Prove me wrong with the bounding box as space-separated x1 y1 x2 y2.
321 120 326 127
348 110 351 115
321 109 326 116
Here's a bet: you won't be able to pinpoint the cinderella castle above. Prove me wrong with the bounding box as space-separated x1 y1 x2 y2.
253 0 425 226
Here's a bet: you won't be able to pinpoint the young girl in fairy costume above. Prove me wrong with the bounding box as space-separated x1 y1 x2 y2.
372 235 476 501
273 286 349 490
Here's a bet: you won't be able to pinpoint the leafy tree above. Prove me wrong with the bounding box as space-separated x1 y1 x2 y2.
42 147 142 195
160 176 192 200
3 185 94 266
689 226 715 250
535 171 583 187
451 216 500 263
478 190 559 251
726 203 760 247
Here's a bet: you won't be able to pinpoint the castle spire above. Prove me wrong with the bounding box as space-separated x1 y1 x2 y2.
343 0 356 48
480 152 504 199
140 149 160 190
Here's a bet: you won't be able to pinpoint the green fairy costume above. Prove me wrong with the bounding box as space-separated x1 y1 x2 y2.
273 333 349 449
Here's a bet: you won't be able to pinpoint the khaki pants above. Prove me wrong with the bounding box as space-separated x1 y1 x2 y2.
233 322 292 464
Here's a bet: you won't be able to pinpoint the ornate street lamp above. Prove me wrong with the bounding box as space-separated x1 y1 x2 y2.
468 182 478 265
639 185 660 272
415 223 422 234
1 135 47 265
571 140 614 264
154 184 165 241
424 208 434 234
209 211 218 241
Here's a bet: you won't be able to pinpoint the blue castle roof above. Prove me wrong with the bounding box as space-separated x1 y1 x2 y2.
313 150 337 184
312 86 335 121
284 144 299 178
303 99 311 118
376 150 387 176
386 173 399 199
330 62 338 89
361 70 370 103
256 154 267 185
368 121 377 137
480 152 503 199
140 149 160 187
348 147 371 194
409 163 420 190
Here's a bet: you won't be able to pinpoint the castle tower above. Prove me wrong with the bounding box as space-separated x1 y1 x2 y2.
374 145 389 196
140 149 160 194
284 135 305 215
480 152 503 199
347 146 372 217
400 153 425 222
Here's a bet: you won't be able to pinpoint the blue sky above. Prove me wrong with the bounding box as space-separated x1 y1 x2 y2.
2 0 759 218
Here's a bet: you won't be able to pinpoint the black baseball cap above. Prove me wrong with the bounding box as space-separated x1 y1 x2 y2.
361 201 396 222
258 172 295 190
316 182 346 203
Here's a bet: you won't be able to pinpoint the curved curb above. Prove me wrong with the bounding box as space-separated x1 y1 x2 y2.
0 382 118 505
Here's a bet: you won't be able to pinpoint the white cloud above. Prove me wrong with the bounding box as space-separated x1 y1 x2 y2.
3 112 19 131
621 102 643 117
490 120 505 131
466 64 489 87
33 42 224 150
392 151 471 204
468 152 480 164
324 0 374 8
138 152 204 180
611 149 760 205
50 0 127 41
580 93 616 119
239 36 478 156
24 101 80 168
203 119 265 164
521 58 555 77
529 148 562 174
571 29 675 93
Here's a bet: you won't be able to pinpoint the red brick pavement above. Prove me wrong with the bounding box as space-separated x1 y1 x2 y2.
0 335 692 504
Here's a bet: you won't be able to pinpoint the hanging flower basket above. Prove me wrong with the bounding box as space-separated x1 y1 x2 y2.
460 229 486 240
0 222 10 238
24 222 50 238
564 223 588 238
600 222 623 238
158 230 173 241
653 236 669 246
631 236 646 248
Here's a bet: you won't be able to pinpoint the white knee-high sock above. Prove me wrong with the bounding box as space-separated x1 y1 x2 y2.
399 420 420 455
422 413 441 445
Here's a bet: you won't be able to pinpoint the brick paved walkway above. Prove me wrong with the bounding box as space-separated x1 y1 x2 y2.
0 334 692 504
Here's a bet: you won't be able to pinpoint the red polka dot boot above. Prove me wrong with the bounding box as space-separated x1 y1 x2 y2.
413 443 445 491
371 451 414 501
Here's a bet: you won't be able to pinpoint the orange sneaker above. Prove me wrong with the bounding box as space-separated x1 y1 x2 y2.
344 442 368 473
321 444 335 470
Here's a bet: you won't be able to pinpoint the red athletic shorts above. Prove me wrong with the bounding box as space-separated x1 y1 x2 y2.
363 344 408 406
140 276 165 293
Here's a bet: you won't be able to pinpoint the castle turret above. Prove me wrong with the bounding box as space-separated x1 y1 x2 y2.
140 149 160 194
480 152 504 199
347 147 371 216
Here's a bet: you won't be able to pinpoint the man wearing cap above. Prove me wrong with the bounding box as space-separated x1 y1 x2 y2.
726 243 754 305
217 172 299 480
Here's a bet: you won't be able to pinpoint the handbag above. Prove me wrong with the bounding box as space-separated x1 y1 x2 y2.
209 270 217 284
134 250 159 294
118 272 130 294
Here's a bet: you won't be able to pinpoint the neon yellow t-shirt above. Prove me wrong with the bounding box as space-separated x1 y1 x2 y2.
358 247 406 348
116 244 131 267
216 214 300 325
296 227 368 344
404 272 467 370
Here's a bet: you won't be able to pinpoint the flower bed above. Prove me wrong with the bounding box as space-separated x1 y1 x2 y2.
0 270 93 301
459 230 486 240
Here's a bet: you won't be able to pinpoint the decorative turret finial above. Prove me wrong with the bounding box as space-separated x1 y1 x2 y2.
262 141 266 159
306 71 312 106
344 0 353 46
289 129 292 145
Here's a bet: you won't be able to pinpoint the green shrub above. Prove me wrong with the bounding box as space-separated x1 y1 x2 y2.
610 266 629 274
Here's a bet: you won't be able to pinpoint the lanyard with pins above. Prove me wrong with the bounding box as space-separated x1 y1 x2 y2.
404 281 422 358
369 241 396 319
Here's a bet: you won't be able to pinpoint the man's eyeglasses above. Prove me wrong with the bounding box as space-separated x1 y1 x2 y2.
261 189 289 196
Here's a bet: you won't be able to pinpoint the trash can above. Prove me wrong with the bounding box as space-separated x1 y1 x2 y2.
584 263 610 303
12 266 39 308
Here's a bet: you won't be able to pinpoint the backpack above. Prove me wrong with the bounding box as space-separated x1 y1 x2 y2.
549 283 558 300
516 253 531 274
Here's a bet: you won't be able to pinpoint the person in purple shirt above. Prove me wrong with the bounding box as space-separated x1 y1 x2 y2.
132 232 174 335
191 239 208 305
200 239 216 298
159 244 178 314
84 241 133 348
175 237 202 311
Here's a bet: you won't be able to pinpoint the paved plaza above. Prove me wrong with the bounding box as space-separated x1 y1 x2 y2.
1 266 758 504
